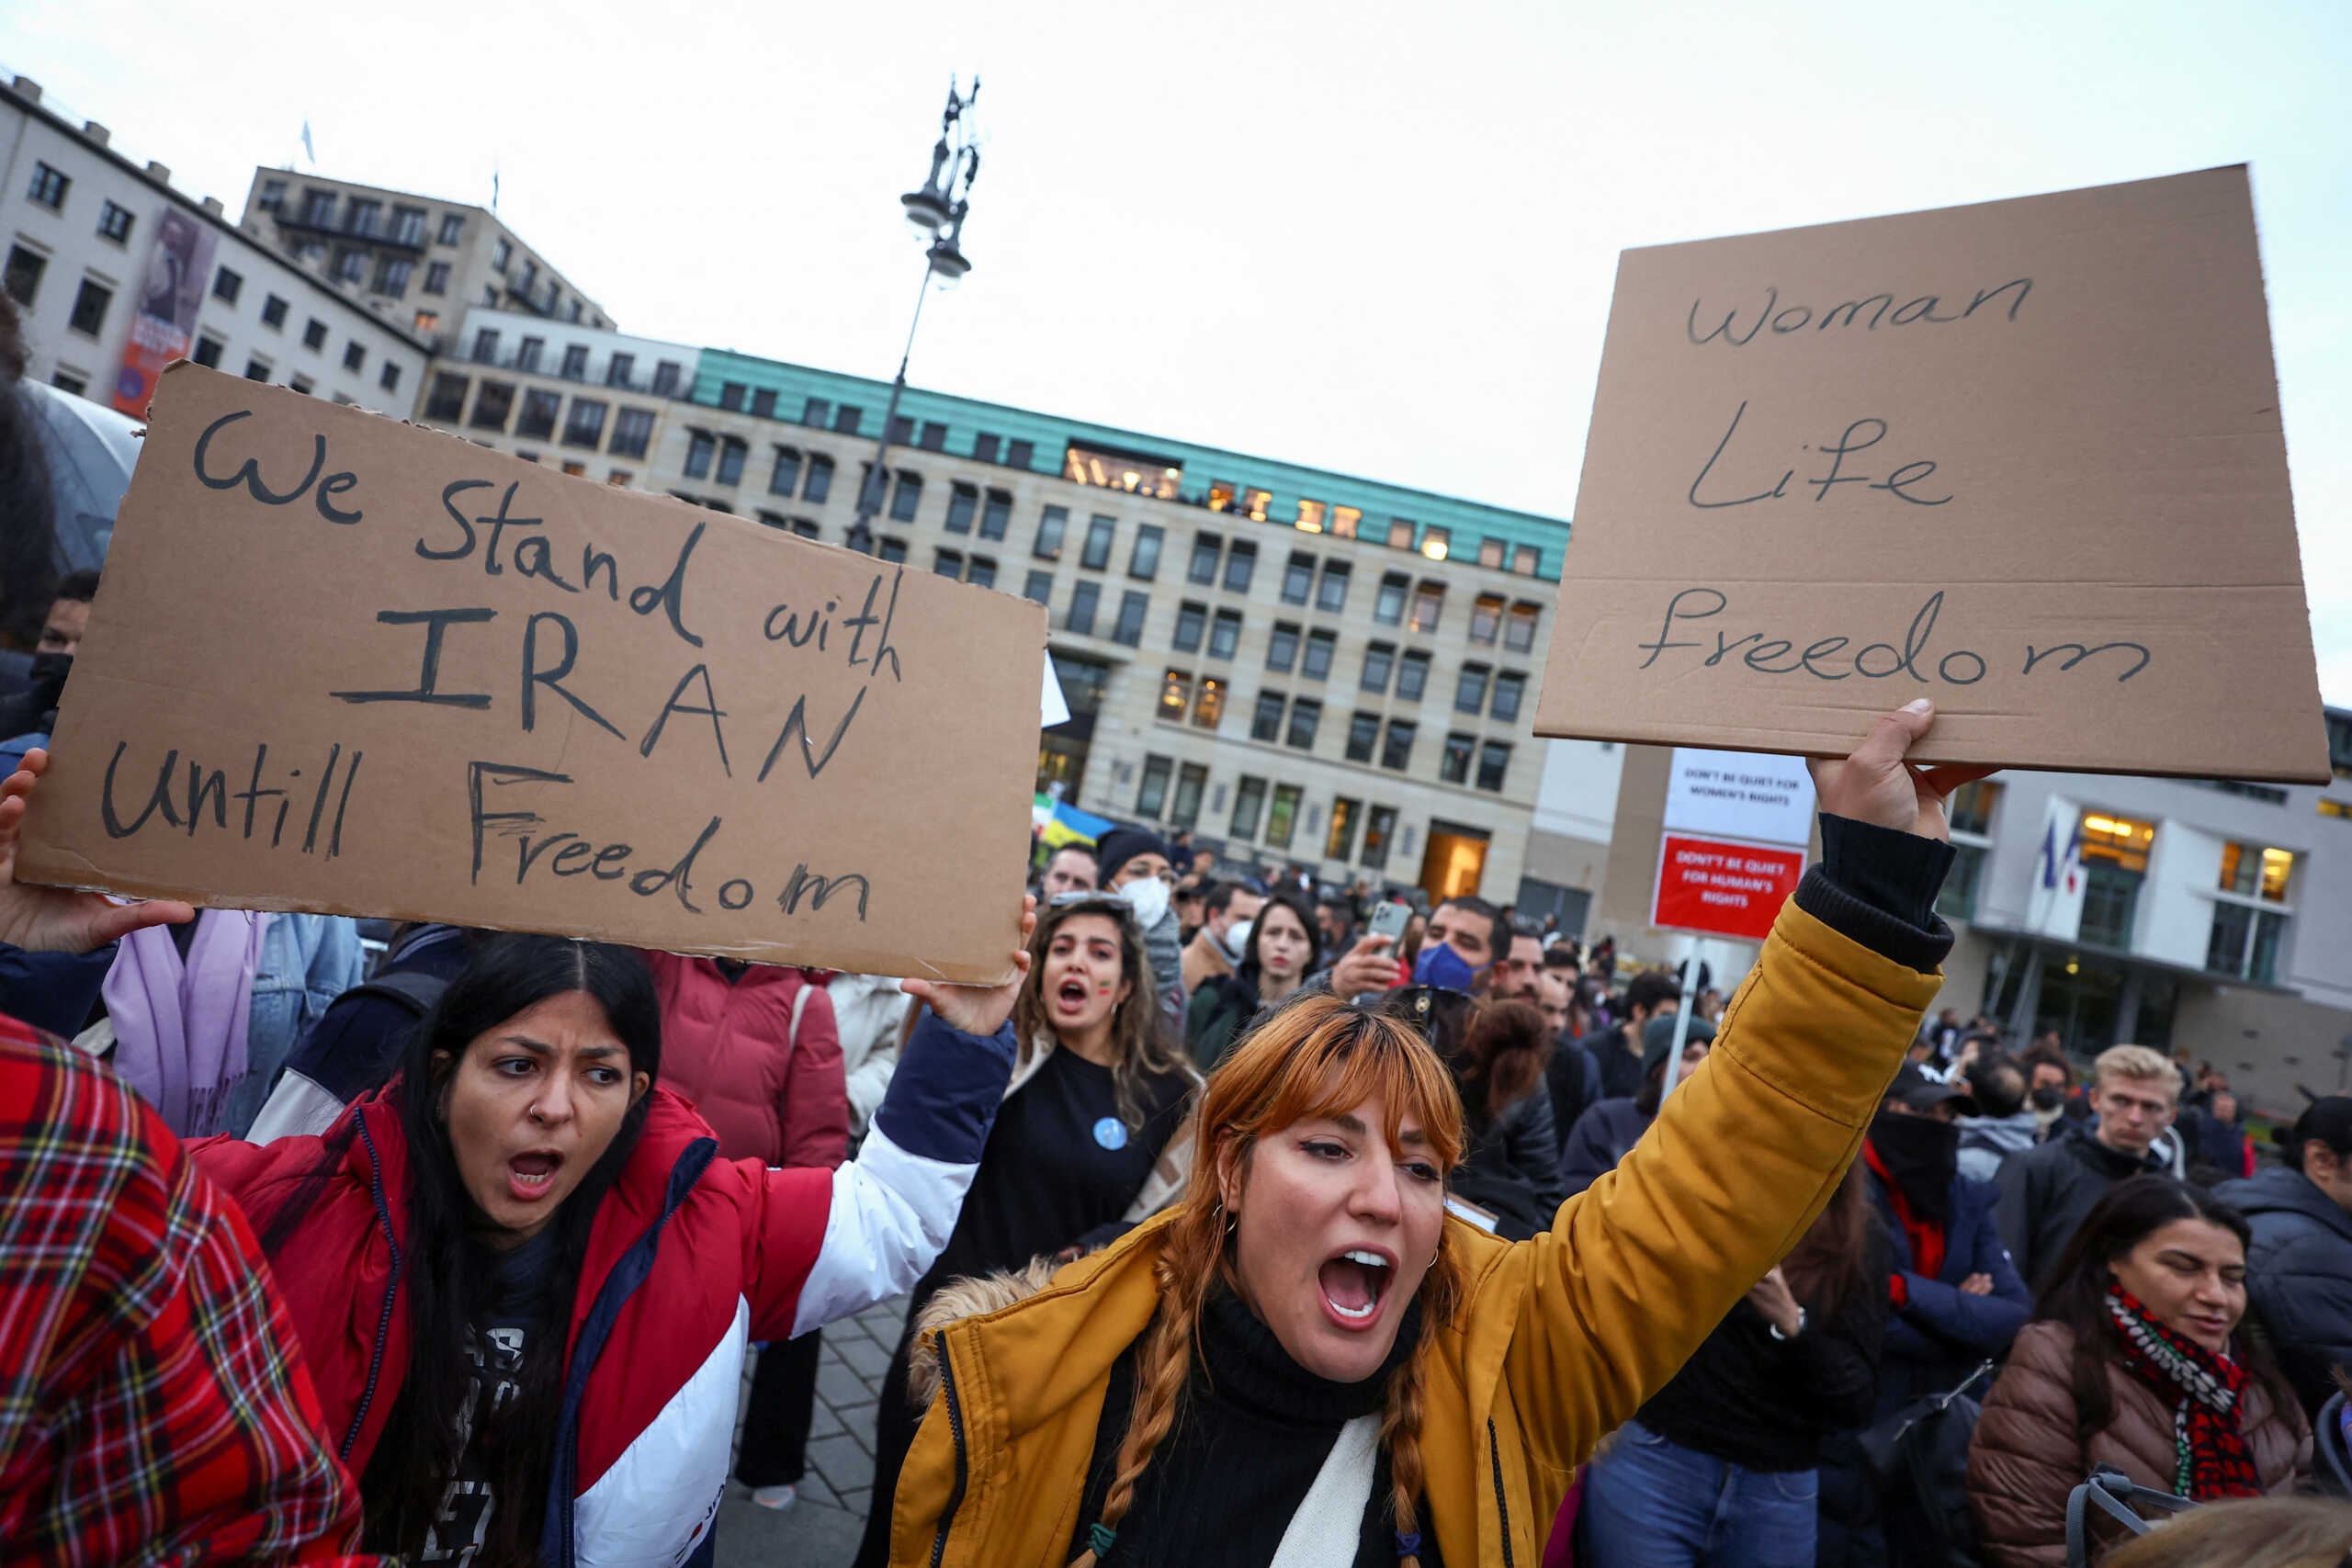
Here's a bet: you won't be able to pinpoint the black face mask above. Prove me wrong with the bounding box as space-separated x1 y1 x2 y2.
1870 1109 1959 1226
26 649 71 690
2030 1086 2064 1111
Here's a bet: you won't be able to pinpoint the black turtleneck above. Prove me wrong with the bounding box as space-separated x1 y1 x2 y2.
1070 1290 1444 1568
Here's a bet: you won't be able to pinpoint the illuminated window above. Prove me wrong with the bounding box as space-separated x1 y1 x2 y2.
1193 677 1225 729
1408 583 1445 634
1159 670 1193 724
1296 499 1326 533
1266 784 1301 851
1243 488 1272 522
2218 841 2295 903
1387 519 1416 550
1328 798 1362 862
2079 813 2156 874
1066 443 1182 499
2321 798 2352 820
1209 480 1236 513
1363 806 1396 870
1421 526 1452 561
1331 506 1361 539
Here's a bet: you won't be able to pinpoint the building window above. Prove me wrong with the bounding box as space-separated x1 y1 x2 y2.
437 212 464 245
1209 609 1242 661
1023 569 1054 604
1209 480 1237 513
1331 505 1362 539
718 382 746 412
1282 551 1315 605
1408 583 1445 634
750 446 794 500
610 407 655 458
193 334 224 368
1286 698 1322 750
67 280 112 337
1231 777 1267 840
1455 663 1490 714
51 369 87 397
1188 532 1222 585
1514 544 1542 575
413 310 439 336
711 435 746 483
289 375 314 396
1137 755 1174 818
2219 840 2296 903
643 361 677 398
343 198 381 238
967 556 997 588
243 357 271 382
973 491 1011 540
833 404 864 435
1381 719 1417 771
342 340 366 372
1224 540 1258 594
469 380 514 432
1396 650 1430 702
516 335 544 373
1267 622 1299 674
1470 594 1505 645
1067 580 1100 636
2206 902 2289 984
1005 438 1035 468
1035 506 1068 560
888 414 915 445
1421 525 1452 561
1266 784 1302 850
1296 499 1326 534
1159 669 1192 723
1506 603 1541 654
1476 741 1512 793
1317 561 1351 614
1250 692 1285 743
1113 590 1149 647
470 327 500 364
565 400 610 451
379 361 403 394
555 344 587 381
803 455 833 502
944 482 978 534
1174 762 1209 829
1477 536 1506 569
300 188 337 227
424 372 468 420
302 318 329 352
1067 442 1182 499
918 420 947 451
972 433 1001 463
684 431 716 479
1491 671 1525 723
1174 601 1207 654
934 548 965 581
1080 515 1117 571
206 266 242 305
1302 629 1336 682
1328 798 1362 862
517 388 560 439
1243 488 1272 522
82 197 125 249
1130 525 1164 580
1346 712 1380 763
5 246 46 307
1374 572 1408 626
372 256 413 296
609 470 635 487
1387 519 1417 550
28 163 68 209
1441 732 1474 784
258 178 286 212
333 248 365 285
1193 678 1225 729
800 397 831 426
889 470 922 521
1362 806 1396 871
604 352 636 389
877 536 908 564
1361 642 1395 694
263 294 289 329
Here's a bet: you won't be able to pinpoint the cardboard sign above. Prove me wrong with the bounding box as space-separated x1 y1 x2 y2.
1650 834 1805 942
20 363 1046 983
1662 748 1815 848
1535 166 2328 784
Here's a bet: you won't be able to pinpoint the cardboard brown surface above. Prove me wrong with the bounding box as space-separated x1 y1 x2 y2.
21 364 1046 982
1534 166 2329 783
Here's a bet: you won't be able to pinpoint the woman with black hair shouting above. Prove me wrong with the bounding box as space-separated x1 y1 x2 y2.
192 905 1037 1568
874 701 1988 1566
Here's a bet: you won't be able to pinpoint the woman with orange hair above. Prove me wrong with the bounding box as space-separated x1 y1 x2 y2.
879 702 1987 1567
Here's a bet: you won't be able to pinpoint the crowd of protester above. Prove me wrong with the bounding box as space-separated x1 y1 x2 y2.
2 308 2349 1565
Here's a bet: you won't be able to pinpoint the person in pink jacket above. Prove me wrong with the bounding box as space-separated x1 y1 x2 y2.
645 953 850 1512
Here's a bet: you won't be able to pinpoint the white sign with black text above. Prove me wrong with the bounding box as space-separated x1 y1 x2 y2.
1662 748 1815 849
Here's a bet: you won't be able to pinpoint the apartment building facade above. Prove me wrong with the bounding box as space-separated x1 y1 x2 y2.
0 76 430 413
413 318 1573 904
237 168 609 355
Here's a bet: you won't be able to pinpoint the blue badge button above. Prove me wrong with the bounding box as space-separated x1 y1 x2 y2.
1092 1116 1129 1151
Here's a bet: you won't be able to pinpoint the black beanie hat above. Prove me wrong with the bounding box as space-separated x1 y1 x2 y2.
1094 826 1172 888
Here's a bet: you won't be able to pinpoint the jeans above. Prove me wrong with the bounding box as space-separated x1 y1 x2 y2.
1577 1421 1819 1568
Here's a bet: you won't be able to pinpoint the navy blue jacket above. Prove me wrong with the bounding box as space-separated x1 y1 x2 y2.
2218 1164 2352 1417
1866 1161 2030 1417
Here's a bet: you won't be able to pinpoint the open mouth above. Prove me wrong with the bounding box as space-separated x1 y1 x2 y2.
1317 1247 1394 1328
506 1149 565 1202
1054 975 1092 1014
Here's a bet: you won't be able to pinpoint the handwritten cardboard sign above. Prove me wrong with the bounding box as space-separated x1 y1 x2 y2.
1535 166 2329 783
20 363 1046 982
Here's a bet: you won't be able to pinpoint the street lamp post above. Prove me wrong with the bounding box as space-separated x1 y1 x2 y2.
846 78 980 557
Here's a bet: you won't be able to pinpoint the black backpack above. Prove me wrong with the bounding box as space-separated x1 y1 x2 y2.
1857 1360 1993 1568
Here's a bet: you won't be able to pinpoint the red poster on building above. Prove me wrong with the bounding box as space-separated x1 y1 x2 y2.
113 208 217 415
1650 833 1805 942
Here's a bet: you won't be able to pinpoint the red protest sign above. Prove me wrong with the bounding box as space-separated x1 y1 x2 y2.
1650 833 1804 942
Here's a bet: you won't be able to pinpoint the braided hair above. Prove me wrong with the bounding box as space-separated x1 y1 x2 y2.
1071 993 1467 1568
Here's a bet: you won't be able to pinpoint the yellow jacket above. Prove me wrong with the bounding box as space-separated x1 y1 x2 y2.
888 897 1940 1566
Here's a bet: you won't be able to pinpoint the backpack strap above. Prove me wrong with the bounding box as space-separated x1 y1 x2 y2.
345 969 451 1020
786 979 815 1058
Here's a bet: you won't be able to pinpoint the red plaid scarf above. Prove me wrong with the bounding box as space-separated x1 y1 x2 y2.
2104 1282 2261 1500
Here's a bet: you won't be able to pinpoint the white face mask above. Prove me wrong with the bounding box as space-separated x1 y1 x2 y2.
1119 874 1171 931
1222 919 1252 961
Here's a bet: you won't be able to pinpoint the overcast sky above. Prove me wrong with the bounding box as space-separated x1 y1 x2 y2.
8 0 2348 705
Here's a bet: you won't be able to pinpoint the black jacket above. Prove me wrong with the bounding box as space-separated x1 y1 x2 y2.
2217 1164 2352 1416
1992 1119 2168 1292
1452 1089 1564 1242
1558 1097 1653 1198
